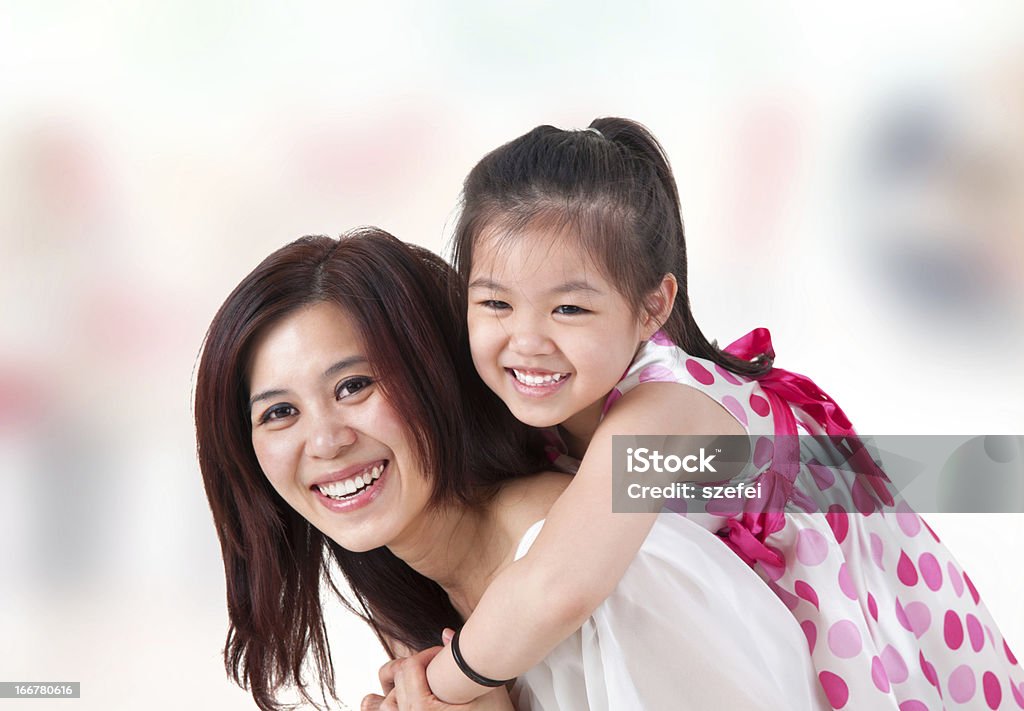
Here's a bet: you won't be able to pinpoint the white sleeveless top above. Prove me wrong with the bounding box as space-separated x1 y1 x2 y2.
509 513 830 711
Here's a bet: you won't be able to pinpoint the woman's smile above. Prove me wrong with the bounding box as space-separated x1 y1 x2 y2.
247 301 433 552
310 459 389 513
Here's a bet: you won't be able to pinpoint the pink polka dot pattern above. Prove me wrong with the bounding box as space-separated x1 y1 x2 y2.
801 620 817 653
795 580 820 609
819 671 850 709
720 395 748 427
638 364 675 383
769 580 800 610
684 359 715 385
649 330 673 346
965 572 981 604
881 645 909 683
852 478 878 515
828 620 863 658
838 564 857 600
895 598 912 633
923 519 942 542
918 553 942 592
603 337 1024 711
871 655 891 693
949 562 965 597
748 392 770 416
869 533 885 570
945 610 964 650
985 672 1003 709
949 664 977 703
826 505 849 544
968 613 986 652
897 550 919 586
896 501 921 537
905 602 932 639
796 528 829 566
713 363 742 385
753 436 774 468
919 652 939 688
808 460 836 490
1011 679 1024 707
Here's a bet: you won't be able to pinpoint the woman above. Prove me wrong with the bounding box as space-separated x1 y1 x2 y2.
195 228 826 710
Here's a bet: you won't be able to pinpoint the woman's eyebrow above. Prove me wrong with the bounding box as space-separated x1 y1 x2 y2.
323 355 368 379
248 356 368 410
249 388 286 411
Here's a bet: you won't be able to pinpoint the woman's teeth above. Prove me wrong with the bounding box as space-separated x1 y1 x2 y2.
317 463 384 499
512 369 567 386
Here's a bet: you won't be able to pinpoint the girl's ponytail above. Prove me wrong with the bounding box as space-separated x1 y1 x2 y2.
591 117 771 376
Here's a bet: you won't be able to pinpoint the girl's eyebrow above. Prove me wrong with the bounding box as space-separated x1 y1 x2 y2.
248 356 368 410
468 277 603 296
550 280 603 296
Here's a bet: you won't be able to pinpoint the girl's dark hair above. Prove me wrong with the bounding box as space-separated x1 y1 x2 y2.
452 116 771 376
194 228 545 710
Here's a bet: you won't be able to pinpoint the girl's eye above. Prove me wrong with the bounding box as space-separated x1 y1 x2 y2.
259 403 297 425
554 304 588 315
336 376 374 401
480 299 510 311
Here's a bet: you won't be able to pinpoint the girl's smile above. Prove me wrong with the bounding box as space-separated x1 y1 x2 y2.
467 228 660 441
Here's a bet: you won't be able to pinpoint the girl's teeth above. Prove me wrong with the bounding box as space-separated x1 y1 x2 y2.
513 370 566 386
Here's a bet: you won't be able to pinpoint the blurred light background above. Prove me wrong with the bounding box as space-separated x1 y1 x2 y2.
1 1 1022 708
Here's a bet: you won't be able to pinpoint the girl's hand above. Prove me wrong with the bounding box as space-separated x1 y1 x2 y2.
361 643 514 711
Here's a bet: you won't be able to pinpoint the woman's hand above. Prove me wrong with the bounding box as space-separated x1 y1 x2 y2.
361 645 514 711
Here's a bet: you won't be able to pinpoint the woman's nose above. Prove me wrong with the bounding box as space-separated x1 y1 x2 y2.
305 416 356 459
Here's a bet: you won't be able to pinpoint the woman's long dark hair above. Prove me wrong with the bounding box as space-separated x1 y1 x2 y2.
194 228 545 710
452 117 771 376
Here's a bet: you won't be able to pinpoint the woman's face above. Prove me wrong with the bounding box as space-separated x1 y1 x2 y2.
246 301 433 553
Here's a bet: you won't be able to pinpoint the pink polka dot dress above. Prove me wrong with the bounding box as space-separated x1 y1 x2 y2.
598 329 1024 710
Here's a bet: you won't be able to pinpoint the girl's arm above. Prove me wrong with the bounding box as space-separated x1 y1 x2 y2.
425 382 745 703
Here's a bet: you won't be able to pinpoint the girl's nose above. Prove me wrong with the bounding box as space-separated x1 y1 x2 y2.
305 417 356 459
508 320 556 357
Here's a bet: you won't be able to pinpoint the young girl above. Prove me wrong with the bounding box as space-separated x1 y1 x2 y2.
421 118 1024 710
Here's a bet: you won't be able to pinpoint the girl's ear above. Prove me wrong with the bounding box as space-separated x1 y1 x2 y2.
640 273 678 340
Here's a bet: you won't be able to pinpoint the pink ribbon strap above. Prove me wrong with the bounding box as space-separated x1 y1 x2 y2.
716 328 893 569
723 327 854 438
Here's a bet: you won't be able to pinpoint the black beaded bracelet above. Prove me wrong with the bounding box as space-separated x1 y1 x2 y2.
450 628 513 687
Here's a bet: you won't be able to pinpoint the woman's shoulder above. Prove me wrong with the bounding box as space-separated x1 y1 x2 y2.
490 471 571 546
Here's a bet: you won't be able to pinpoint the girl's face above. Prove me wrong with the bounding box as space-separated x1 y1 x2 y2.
467 228 656 441
247 301 433 553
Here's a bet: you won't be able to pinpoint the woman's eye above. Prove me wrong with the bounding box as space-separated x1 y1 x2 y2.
480 299 510 311
336 376 374 400
554 304 587 315
259 404 297 424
